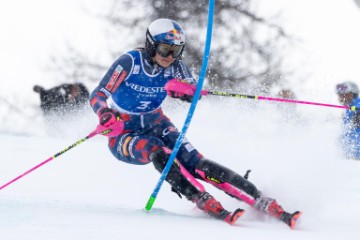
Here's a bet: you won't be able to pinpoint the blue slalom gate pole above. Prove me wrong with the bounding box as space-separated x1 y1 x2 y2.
145 0 215 211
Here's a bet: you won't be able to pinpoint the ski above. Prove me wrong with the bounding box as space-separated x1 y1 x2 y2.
225 208 246 225
281 211 302 229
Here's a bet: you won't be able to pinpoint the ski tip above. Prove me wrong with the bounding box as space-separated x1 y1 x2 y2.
225 208 245 225
289 211 302 229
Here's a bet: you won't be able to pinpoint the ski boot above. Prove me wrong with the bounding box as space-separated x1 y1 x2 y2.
255 196 302 229
194 192 245 225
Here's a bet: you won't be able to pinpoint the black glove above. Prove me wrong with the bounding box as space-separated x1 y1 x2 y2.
97 107 121 127
169 91 193 103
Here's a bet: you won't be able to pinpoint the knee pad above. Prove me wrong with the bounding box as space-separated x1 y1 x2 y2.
195 159 260 202
149 148 169 172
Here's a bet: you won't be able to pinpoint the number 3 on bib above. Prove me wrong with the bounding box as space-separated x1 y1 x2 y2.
137 101 151 110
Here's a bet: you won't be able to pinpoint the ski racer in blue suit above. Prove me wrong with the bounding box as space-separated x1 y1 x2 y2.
89 18 301 227
336 81 360 159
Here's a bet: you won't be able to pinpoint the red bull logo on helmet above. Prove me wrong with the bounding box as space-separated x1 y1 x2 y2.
165 29 184 44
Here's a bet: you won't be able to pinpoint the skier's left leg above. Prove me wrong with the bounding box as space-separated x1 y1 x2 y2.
194 158 302 229
149 147 244 224
154 117 301 228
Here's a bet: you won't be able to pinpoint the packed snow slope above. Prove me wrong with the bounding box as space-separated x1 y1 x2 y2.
1 100 359 240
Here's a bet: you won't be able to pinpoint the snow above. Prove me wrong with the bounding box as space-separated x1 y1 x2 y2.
259 0 360 102
1 0 360 239
1 101 360 239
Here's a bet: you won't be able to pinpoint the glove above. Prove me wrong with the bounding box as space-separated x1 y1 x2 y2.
169 91 194 102
98 107 120 127
164 79 197 103
96 107 124 137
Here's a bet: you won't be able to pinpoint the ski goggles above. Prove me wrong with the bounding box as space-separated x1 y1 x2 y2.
156 43 184 58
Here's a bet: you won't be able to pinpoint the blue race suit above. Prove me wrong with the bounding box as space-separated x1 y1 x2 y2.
340 97 360 159
90 50 203 173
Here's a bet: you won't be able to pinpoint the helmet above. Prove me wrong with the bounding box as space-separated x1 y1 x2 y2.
335 81 359 95
145 19 186 59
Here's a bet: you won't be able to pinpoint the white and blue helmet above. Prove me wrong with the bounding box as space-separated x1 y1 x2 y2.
145 19 186 59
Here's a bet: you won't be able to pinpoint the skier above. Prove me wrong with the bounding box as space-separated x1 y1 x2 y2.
336 81 360 159
90 18 302 228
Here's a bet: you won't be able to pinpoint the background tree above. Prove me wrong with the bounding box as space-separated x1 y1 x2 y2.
50 0 291 94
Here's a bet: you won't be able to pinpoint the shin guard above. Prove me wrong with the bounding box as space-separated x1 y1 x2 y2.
195 158 260 205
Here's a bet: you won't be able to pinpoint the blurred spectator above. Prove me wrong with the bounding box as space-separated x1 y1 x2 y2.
336 81 360 160
276 88 297 119
277 89 296 100
33 83 89 115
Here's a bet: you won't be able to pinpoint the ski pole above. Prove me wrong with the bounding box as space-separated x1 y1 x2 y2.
0 128 110 191
144 0 215 211
203 90 356 111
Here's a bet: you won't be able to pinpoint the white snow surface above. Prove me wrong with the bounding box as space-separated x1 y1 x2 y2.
1 101 360 240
